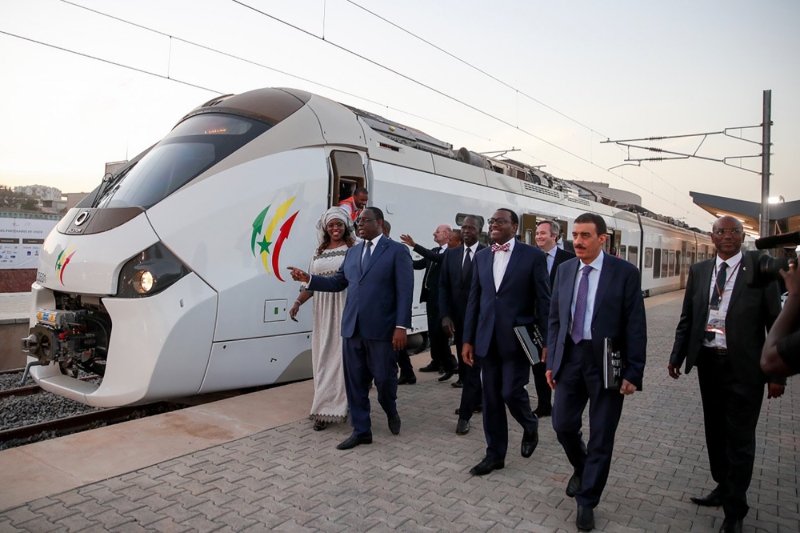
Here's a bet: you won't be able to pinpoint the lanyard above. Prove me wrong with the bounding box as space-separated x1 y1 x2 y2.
712 261 740 305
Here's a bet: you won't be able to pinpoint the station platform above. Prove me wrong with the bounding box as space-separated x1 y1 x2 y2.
0 291 797 532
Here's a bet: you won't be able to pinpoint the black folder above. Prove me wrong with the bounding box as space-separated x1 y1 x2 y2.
603 338 624 389
514 325 544 367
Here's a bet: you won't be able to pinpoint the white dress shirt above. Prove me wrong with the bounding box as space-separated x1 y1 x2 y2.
493 238 515 292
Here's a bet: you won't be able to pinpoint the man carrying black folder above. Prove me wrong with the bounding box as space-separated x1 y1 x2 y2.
546 213 646 532
462 208 551 476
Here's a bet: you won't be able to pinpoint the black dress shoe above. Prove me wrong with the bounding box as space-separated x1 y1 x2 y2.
398 375 417 385
576 505 594 531
388 415 401 435
455 418 470 435
521 426 538 458
469 456 504 476
691 487 725 507
566 471 582 497
719 517 743 533
533 405 552 417
438 370 455 382
451 380 464 388
336 433 372 450
419 363 438 372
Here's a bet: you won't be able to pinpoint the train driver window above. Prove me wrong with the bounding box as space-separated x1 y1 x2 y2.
653 249 661 278
645 248 653 269
628 246 639 266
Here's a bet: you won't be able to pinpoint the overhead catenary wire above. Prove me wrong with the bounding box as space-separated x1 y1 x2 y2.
8 1 708 226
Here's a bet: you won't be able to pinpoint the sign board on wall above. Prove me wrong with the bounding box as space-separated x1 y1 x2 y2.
0 217 59 269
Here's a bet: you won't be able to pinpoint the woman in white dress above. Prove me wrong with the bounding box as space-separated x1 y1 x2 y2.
289 207 356 431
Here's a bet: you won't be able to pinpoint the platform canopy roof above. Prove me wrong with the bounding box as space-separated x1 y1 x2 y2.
690 191 800 236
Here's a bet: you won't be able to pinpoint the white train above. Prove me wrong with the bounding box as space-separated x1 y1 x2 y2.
22 88 711 407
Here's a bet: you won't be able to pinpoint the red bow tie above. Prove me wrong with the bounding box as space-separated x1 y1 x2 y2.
491 243 510 253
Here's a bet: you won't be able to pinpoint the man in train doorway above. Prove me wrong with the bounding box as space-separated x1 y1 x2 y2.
338 187 369 222
439 215 486 435
401 225 459 382
288 207 414 450
546 213 646 532
668 215 784 533
462 208 550 475
533 219 575 417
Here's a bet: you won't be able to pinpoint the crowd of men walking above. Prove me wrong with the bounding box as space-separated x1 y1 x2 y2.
289 190 786 533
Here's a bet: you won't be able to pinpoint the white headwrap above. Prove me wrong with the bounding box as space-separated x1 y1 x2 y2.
316 206 354 245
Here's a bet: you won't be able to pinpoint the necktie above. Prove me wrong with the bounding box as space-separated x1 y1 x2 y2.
571 265 592 344
491 243 510 253
462 247 473 281
710 262 728 308
361 241 372 272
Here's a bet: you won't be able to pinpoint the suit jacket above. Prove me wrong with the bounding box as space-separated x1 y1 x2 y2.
438 243 487 328
669 257 782 386
463 241 551 359
549 247 576 287
412 244 445 305
308 235 414 341
546 253 647 390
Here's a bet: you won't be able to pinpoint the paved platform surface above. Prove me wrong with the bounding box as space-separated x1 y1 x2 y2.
0 291 31 322
0 291 797 532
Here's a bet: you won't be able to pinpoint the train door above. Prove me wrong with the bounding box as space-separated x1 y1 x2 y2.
329 150 366 208
520 213 538 244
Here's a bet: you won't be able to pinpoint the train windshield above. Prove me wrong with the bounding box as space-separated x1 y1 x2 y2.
94 114 270 209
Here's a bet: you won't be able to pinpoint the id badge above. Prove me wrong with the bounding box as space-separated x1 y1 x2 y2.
705 309 726 338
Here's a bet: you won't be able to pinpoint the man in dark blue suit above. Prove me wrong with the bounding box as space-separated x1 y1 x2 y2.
439 215 486 435
546 213 646 532
462 208 551 475
289 207 414 451
534 219 575 418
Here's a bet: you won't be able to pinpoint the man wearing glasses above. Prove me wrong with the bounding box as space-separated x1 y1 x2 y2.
462 208 551 476
669 215 784 533
289 207 413 451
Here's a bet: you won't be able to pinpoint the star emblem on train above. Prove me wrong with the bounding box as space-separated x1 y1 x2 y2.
55 245 77 285
250 197 299 282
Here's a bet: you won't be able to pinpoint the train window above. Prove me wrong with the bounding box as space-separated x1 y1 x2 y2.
331 151 366 207
668 250 675 277
618 245 626 259
628 246 639 266
661 249 669 277
645 248 653 268
675 251 681 276
653 249 661 278
95 114 271 209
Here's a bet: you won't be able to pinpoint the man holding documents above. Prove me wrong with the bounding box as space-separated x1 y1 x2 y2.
546 213 646 532
462 208 551 476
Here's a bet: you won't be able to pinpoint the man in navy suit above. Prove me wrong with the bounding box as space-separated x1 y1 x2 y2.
462 208 551 475
534 219 575 417
439 215 486 435
546 213 646 532
289 207 414 451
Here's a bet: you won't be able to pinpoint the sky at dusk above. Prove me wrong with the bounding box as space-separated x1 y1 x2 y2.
1 0 798 229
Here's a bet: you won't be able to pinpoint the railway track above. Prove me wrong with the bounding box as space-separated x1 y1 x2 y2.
0 374 99 400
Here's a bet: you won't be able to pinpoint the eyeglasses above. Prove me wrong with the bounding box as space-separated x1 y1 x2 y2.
487 218 511 226
713 228 742 236
356 217 375 225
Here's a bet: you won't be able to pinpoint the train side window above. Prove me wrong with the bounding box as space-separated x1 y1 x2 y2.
661 249 669 277
653 249 661 278
618 245 626 259
330 150 366 208
628 246 639 266
668 250 675 277
675 251 681 276
645 248 653 269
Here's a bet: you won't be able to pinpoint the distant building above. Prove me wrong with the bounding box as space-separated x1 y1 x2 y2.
64 192 89 211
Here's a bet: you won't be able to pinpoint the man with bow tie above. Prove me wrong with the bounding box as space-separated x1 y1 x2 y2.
462 208 551 476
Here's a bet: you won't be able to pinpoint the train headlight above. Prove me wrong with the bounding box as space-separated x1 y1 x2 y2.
133 270 155 294
117 242 190 298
